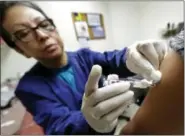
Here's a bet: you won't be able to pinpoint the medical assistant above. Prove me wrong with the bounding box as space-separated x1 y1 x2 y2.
15 48 134 135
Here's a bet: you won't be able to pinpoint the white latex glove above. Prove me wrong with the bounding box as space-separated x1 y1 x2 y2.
81 65 134 133
126 40 168 81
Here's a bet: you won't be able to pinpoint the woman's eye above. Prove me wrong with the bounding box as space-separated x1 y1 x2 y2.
40 22 51 28
16 30 30 39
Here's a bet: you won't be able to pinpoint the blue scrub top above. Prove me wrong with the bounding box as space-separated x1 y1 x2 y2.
15 48 134 135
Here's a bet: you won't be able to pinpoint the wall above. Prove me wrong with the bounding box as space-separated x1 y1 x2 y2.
138 1 183 40
1 46 37 83
108 1 183 50
108 2 141 49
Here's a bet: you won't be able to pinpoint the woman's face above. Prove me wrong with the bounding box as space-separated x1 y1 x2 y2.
3 5 64 61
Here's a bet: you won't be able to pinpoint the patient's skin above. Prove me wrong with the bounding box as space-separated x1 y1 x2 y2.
121 50 184 135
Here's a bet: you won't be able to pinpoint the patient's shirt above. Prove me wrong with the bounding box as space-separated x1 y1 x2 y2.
169 29 184 60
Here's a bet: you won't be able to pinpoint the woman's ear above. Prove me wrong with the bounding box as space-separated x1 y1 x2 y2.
14 46 31 58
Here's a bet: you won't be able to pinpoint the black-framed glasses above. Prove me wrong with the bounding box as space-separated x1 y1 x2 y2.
12 18 56 42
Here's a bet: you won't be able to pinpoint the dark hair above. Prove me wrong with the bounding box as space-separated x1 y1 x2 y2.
0 1 49 48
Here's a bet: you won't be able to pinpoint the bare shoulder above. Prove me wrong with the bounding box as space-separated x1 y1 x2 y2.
121 50 184 135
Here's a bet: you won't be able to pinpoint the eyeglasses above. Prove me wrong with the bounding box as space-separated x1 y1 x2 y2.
12 18 56 43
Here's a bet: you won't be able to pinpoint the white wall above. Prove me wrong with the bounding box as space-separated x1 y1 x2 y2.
108 1 183 50
1 1 183 82
108 2 141 49
1 46 37 83
138 1 183 40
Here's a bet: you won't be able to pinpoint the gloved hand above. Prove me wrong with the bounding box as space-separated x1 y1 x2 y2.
81 65 134 133
126 40 168 81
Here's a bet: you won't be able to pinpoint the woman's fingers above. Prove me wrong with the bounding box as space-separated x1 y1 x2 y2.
91 91 134 119
87 81 131 106
101 101 131 122
137 41 159 69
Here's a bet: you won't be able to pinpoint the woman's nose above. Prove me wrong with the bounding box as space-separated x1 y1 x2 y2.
35 29 49 41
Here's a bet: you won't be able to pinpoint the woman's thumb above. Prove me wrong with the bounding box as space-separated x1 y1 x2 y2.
85 65 102 97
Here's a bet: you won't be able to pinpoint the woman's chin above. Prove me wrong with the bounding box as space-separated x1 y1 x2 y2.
45 48 63 59
47 52 62 59
38 53 61 62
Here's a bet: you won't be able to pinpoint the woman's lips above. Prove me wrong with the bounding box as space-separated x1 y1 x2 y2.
44 44 58 52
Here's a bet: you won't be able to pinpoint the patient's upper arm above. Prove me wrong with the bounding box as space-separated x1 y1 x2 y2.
121 50 184 135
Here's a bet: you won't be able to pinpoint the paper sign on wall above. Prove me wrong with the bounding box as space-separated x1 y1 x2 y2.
87 14 101 26
72 12 106 40
92 26 105 38
75 21 89 38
